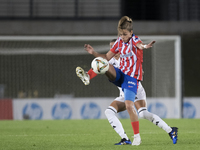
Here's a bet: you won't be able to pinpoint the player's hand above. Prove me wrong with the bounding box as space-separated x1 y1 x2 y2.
146 41 156 49
84 44 94 54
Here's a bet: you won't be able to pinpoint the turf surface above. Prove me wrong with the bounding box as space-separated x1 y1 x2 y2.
0 119 199 150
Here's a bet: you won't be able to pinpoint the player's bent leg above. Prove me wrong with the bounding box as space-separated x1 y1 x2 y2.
138 106 178 144
135 100 178 144
138 107 172 133
76 67 90 85
105 105 131 145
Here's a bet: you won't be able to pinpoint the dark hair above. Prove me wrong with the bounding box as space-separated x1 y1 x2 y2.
110 39 117 43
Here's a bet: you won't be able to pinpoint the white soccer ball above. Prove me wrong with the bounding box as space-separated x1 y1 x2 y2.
91 57 109 74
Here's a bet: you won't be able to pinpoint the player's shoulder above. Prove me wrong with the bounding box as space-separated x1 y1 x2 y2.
132 34 141 43
132 34 140 39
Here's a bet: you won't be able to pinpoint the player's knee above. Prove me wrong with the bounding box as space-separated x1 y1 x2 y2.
125 104 135 113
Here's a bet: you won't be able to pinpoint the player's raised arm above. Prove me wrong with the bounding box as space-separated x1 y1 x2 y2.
84 44 106 58
105 50 116 61
84 44 94 54
84 44 115 61
136 41 156 49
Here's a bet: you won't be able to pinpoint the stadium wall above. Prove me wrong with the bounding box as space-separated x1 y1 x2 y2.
0 21 200 35
0 99 13 120
0 97 198 120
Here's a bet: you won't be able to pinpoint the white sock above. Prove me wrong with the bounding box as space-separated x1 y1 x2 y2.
105 106 129 140
138 107 172 133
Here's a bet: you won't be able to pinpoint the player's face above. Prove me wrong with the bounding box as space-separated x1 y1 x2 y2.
119 29 133 43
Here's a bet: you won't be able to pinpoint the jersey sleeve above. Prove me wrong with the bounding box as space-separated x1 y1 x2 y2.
110 38 120 54
132 35 142 45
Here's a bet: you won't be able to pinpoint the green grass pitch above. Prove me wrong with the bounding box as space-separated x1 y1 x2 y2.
0 119 200 150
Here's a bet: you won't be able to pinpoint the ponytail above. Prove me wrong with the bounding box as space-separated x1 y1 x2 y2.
118 16 133 33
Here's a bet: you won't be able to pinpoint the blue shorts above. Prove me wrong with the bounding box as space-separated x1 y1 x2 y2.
110 67 138 101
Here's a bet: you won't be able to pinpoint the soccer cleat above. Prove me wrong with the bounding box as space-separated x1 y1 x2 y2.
76 67 90 85
169 127 178 144
114 138 132 145
132 134 141 146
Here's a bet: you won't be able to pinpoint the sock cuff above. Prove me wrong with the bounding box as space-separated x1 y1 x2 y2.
87 68 97 80
138 107 147 114
107 106 117 113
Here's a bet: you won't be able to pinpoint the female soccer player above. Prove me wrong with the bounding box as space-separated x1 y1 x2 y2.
105 41 178 145
78 16 155 145
77 39 178 145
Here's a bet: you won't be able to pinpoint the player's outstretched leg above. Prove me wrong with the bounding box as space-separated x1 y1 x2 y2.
138 107 178 144
76 67 90 85
168 127 178 144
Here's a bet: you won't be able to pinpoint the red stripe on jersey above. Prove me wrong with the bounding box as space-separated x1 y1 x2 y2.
136 49 143 80
127 56 133 76
124 57 130 73
139 64 143 80
134 59 140 79
119 57 125 70
110 41 119 54
110 36 143 80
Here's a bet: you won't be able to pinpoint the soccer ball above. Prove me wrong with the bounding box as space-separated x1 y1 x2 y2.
91 57 109 74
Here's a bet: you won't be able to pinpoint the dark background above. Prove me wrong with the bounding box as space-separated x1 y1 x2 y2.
0 0 200 98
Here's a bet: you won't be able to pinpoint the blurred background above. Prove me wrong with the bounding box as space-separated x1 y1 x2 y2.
0 0 200 119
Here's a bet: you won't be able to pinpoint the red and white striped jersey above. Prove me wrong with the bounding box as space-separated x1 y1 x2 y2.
110 34 143 80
